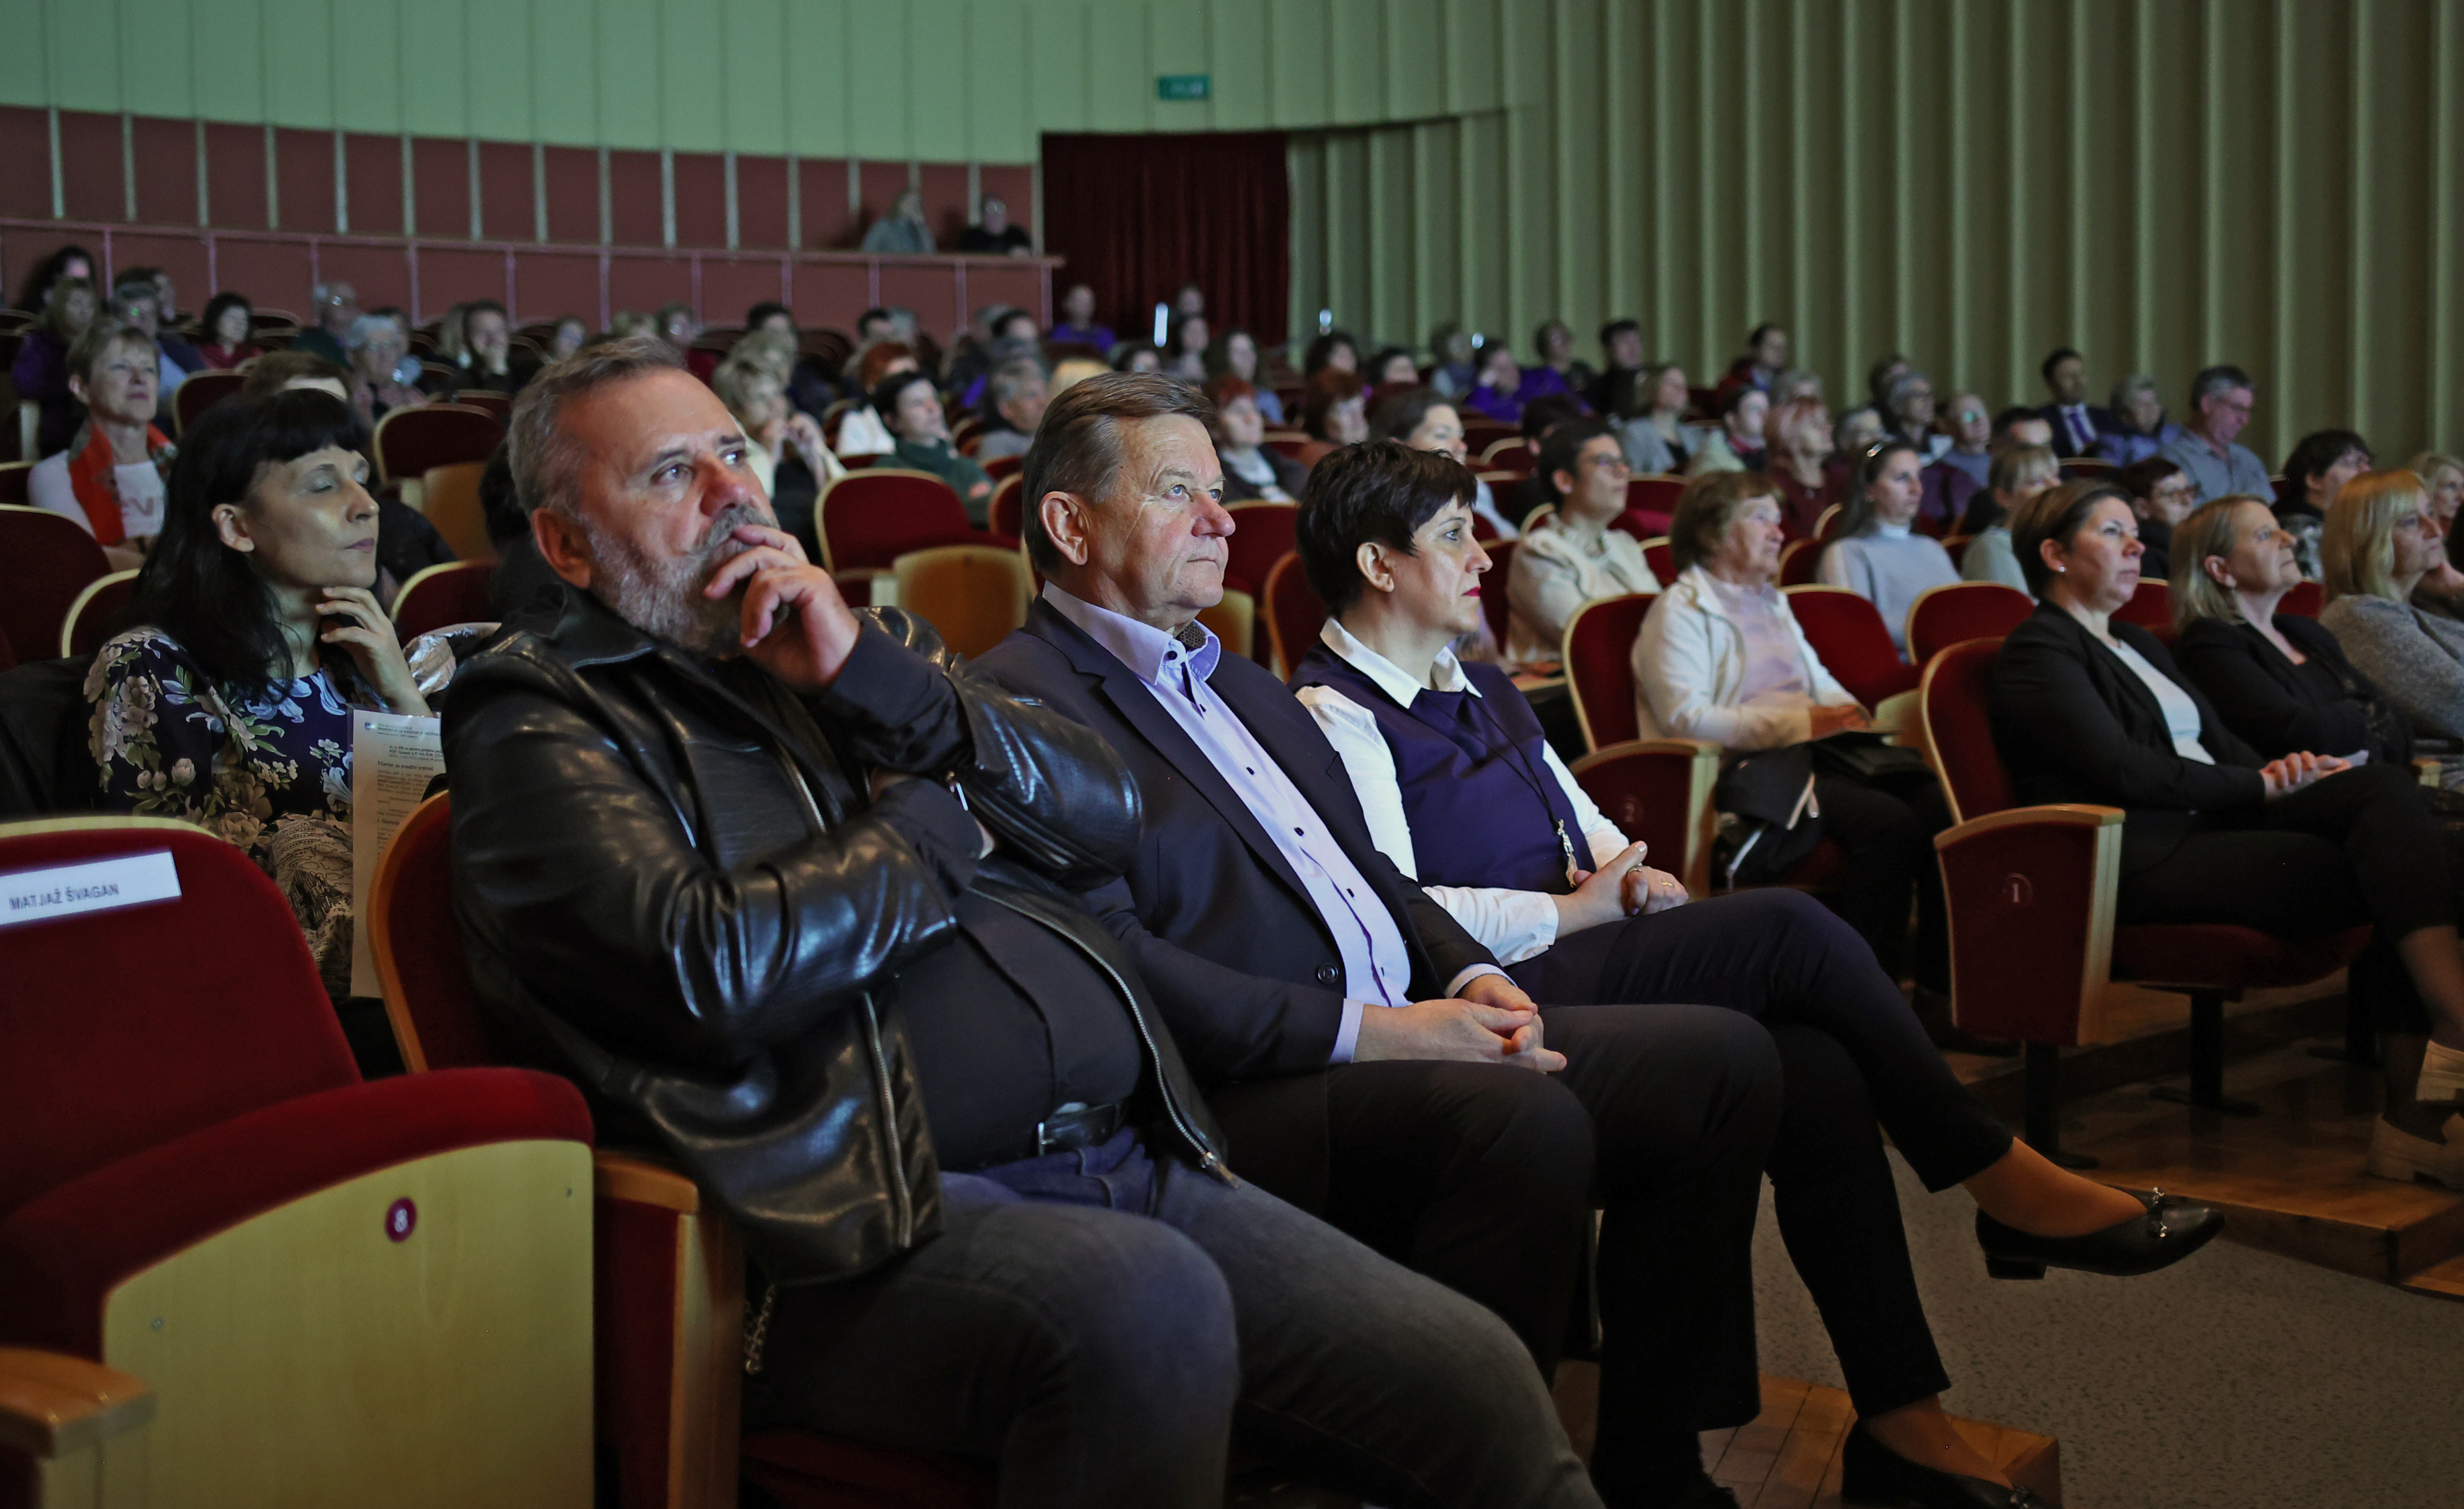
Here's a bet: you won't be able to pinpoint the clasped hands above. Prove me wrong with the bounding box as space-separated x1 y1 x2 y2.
1354 972 1567 1073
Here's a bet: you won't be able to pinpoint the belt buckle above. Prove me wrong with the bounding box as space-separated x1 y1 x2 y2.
1036 1101 1091 1156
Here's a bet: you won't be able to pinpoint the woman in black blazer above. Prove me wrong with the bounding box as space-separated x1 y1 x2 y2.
1991 482 2464 1189
2167 495 2418 764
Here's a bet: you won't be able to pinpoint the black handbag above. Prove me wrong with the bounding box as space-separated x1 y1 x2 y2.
1807 728 1933 783
1713 742 1823 886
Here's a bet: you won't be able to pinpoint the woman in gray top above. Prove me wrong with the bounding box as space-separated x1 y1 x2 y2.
2318 469 2464 741
1817 440 1960 654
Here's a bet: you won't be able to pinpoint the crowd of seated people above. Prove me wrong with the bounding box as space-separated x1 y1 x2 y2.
14 260 2464 1508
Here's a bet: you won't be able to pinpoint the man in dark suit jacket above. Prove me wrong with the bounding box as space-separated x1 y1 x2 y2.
2037 347 2117 458
978 372 1785 1509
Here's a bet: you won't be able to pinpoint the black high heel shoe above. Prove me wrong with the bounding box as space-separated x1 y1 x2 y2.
1841 1422 2046 1507
1975 1187 2223 1280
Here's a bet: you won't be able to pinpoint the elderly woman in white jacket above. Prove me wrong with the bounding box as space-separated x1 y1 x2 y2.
1632 471 1969 1045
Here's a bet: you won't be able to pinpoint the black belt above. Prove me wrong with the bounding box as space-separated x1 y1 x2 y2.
966 1101 1127 1171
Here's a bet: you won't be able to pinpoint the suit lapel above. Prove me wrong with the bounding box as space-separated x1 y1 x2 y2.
1028 602 1317 906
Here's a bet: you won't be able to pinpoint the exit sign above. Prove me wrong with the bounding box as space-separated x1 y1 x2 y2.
1157 74 1211 101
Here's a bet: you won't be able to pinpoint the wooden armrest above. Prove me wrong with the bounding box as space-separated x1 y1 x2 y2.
0 1348 154 1459
1933 804 2125 1045
594 1148 703 1213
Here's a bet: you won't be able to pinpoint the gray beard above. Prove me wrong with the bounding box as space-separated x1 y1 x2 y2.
576 502 774 657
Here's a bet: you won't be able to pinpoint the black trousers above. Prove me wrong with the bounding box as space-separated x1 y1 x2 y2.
2120 762 2454 1031
1813 769 1953 993
1519 888 2015 1422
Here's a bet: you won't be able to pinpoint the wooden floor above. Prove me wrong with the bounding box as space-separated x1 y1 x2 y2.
1549 1368 2064 1509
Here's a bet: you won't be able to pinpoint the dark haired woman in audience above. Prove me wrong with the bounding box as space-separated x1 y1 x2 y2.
1205 375 1307 503
1165 314 1210 382
85 389 454 1001
1991 480 2464 1188
1685 385 1770 477
1295 367 1369 469
2278 428 2374 579
13 244 94 315
1291 441 2219 1509
1603 365 1681 477
1634 471 1965 1042
1764 395 1837 539
1302 328 1358 376
1368 384 1518 539
2117 456 2197 581
1460 341 1525 425
1818 441 1960 653
1366 346 1418 388
1110 342 1164 375
1956 443 2059 591
1204 327 1284 424
13 276 99 456
197 293 262 369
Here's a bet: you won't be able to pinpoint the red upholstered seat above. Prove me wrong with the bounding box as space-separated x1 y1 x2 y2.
2279 579 2324 618
2058 456 2117 480
372 403 504 486
1939 533 1974 570
1777 536 1821 587
1635 535 1675 584
1477 436 1532 472
172 369 245 434
1263 552 1327 680
58 569 138 658
1482 538 1517 647
1919 638 2369 1160
818 470 986 574
981 452 1023 482
0 505 112 667
1813 504 1845 542
454 390 514 422
1782 586 1919 708
1905 581 2033 667
1223 502 1298 597
392 560 497 639
1627 474 1684 517
0 460 32 503
1564 592 1656 752
369 796 992 1509
989 474 1026 542
2114 577 2172 630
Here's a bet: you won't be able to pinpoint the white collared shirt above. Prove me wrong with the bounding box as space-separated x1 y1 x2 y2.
1295 619 1627 963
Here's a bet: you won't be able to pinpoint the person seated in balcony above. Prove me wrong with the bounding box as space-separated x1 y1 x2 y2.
1683 386 1770 477
877 369 994 525
1504 419 1657 665
1369 384 1517 540
196 292 264 369
85 388 451 1009
957 193 1033 255
1634 471 1967 1048
1957 444 2061 592
1295 367 1369 470
1291 443 2216 1507
13 275 98 457
972 359 1050 465
1991 479 2464 1188
1202 327 1283 424
342 313 432 428
27 318 171 571
714 351 840 560
862 187 937 254
1764 395 1838 540
1817 440 1960 654
451 340 1604 1509
2118 456 2199 582
1205 375 1307 503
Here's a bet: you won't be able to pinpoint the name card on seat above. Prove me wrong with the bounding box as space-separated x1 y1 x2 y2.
0 849 180 927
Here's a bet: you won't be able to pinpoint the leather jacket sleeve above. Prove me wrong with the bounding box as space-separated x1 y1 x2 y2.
820 611 1141 890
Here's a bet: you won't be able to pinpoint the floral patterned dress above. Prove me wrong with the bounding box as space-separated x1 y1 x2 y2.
85 626 451 996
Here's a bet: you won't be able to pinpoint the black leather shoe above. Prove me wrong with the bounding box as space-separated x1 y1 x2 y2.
1975 1187 2224 1280
1841 1422 2047 1507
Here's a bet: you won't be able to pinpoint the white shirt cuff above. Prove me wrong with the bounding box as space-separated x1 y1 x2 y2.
1330 997 1369 1064
1447 963 1511 999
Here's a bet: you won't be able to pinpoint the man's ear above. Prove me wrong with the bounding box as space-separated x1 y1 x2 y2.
531 507 595 589
1551 468 1576 500
1038 491 1094 568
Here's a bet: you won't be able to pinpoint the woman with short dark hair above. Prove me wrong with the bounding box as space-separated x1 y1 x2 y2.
197 292 263 369
1290 440 2219 1508
13 275 99 456
1204 375 1307 503
1993 479 2464 1188
85 389 453 998
1367 384 1517 538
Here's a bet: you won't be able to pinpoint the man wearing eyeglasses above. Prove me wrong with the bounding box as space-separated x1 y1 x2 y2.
2160 364 2274 503
292 281 361 366
1505 418 1663 664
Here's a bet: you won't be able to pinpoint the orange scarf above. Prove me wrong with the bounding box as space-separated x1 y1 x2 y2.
66 423 171 546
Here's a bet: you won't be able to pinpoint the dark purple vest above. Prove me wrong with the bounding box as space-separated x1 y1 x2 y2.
1294 644 1583 896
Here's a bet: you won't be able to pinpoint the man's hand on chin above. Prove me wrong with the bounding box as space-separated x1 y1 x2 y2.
703 523 862 692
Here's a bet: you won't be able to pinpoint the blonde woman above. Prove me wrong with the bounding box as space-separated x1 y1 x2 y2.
1956 444 2061 591
711 354 840 559
2318 470 2464 741
2406 451 2464 618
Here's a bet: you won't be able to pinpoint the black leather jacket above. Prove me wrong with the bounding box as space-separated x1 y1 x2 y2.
445 591 1229 1285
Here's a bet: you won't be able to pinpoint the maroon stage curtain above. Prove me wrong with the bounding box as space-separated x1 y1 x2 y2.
1040 131 1288 348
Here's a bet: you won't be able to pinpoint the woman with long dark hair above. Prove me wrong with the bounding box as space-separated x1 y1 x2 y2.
85 389 452 998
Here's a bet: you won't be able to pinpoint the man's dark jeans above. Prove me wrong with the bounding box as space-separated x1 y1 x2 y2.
756 1129 1602 1509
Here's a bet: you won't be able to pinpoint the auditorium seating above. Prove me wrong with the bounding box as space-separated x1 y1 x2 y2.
1223 503 1299 663
892 545 1032 659
1920 638 2371 1165
988 474 1026 543
1626 474 1683 518
2280 579 2324 617
373 403 504 487
368 795 994 1509
1906 581 2034 665
0 507 110 668
419 461 498 562
1783 586 1922 708
392 560 497 639
0 462 32 503
56 571 137 659
1480 538 1516 647
1562 592 1658 753
1776 537 1821 587
816 470 986 580
1636 536 1675 584
172 370 243 434
0 816 596 1504
2114 578 2172 632
1558 594 1724 896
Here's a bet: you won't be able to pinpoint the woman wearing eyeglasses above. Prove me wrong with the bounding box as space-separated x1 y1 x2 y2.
1502 418 1662 664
